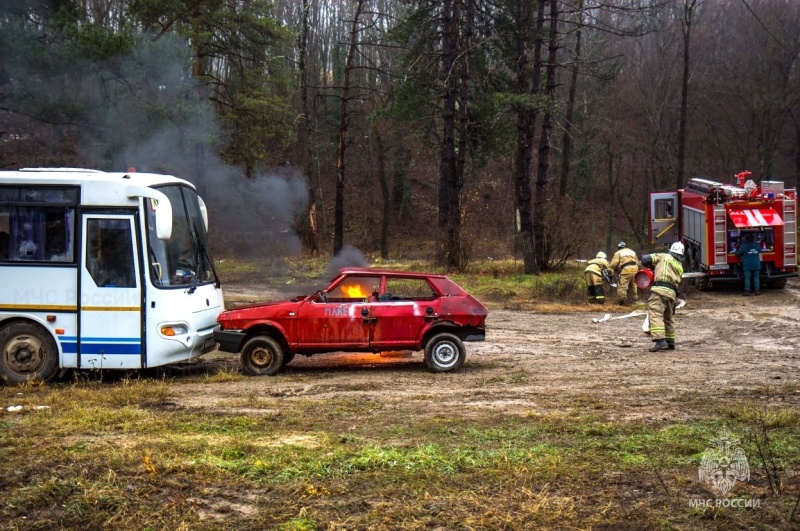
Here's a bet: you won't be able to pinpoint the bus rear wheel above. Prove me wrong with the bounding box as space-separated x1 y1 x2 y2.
0 322 59 384
240 336 284 376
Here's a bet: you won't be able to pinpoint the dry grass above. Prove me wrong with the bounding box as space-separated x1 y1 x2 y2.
2 374 799 530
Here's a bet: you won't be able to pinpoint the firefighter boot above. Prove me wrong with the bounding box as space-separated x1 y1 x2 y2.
666 339 675 350
649 339 669 352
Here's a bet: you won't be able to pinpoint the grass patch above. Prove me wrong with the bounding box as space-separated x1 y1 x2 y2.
4 378 799 529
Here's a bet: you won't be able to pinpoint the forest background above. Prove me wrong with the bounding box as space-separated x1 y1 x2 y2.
2 0 799 273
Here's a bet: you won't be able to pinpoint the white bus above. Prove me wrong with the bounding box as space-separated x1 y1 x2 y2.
0 168 224 383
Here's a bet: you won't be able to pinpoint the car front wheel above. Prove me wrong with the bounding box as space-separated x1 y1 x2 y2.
240 336 284 376
424 332 466 373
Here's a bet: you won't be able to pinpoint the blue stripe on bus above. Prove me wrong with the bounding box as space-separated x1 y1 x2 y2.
59 336 140 343
58 340 141 355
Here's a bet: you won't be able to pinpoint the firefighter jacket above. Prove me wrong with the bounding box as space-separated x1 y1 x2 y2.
584 257 610 278
735 241 762 271
609 248 639 274
649 253 683 301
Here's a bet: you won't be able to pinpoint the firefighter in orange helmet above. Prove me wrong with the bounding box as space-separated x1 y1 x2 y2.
609 241 640 305
584 251 611 304
641 242 684 352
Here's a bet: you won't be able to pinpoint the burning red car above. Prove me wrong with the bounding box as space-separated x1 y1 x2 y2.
213 268 488 375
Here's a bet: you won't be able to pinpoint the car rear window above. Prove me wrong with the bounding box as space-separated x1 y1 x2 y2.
429 277 467 296
383 277 436 300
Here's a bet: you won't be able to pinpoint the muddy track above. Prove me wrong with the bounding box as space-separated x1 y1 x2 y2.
173 279 800 423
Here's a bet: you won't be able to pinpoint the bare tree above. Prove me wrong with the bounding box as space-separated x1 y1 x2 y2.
334 0 367 255
534 0 559 269
676 0 700 189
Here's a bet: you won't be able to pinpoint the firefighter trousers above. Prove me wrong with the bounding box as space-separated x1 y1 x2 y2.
584 271 605 303
647 292 675 341
617 267 638 303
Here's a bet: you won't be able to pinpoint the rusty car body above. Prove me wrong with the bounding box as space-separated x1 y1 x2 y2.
213 268 488 375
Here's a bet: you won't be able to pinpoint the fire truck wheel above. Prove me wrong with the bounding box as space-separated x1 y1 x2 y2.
424 332 466 373
240 336 284 376
0 322 59 384
768 278 787 289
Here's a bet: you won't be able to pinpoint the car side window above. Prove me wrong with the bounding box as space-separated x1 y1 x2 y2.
383 278 435 301
326 276 381 302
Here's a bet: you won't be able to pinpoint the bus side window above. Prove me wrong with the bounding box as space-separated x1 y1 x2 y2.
86 219 136 288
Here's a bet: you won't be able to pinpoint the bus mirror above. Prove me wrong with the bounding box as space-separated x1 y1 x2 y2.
153 200 173 240
198 195 209 233
126 186 173 240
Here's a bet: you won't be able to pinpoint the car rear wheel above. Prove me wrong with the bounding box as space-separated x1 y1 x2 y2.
424 332 466 373
240 336 284 376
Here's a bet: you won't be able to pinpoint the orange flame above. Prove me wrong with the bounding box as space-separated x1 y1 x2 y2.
341 284 370 298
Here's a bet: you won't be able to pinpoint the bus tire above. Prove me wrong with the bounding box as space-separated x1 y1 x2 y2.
240 336 283 376
424 332 466 373
0 322 60 384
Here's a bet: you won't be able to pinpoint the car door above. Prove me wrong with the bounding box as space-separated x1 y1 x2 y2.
293 275 381 349
367 277 438 349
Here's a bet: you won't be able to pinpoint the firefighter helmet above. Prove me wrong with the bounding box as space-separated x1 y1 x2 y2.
596 251 607 260
617 241 627 249
669 242 684 256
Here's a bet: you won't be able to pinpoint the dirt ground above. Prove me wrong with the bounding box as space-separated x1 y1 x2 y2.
178 277 800 422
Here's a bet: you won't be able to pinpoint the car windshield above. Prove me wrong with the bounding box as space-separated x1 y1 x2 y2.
146 184 216 288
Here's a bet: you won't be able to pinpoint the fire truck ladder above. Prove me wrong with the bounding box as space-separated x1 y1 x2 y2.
784 200 796 266
713 205 728 267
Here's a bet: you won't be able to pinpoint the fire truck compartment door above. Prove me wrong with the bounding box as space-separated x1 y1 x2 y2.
728 208 784 228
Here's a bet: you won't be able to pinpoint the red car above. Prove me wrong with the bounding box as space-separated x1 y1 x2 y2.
214 268 488 375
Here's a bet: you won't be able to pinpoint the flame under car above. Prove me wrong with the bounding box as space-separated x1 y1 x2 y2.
213 268 488 375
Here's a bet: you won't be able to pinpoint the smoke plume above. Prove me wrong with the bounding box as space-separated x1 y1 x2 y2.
325 245 368 280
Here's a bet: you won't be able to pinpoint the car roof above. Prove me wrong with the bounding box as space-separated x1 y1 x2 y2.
338 267 448 279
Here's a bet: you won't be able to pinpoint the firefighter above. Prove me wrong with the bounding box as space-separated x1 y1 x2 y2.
609 241 639 305
584 251 611 304
641 242 684 352
735 233 762 296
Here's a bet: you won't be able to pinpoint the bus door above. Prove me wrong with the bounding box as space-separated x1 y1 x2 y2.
79 213 143 370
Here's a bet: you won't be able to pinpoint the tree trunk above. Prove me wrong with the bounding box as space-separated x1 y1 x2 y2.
375 130 391 260
513 0 536 274
534 0 558 269
299 0 319 256
559 0 583 197
333 0 365 256
677 0 697 190
437 0 460 269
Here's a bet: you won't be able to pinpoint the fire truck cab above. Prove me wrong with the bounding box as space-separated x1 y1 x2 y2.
649 172 797 289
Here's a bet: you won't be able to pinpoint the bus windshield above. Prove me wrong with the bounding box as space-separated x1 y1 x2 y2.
146 185 218 289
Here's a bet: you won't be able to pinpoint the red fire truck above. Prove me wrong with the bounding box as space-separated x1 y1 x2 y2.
649 171 797 289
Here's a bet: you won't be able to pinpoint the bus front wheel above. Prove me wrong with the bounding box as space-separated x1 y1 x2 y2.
0 322 60 384
240 336 284 376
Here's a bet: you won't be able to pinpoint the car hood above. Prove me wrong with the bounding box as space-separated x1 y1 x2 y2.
218 298 302 324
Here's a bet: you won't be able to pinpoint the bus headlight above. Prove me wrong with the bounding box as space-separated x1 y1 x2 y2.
161 324 189 336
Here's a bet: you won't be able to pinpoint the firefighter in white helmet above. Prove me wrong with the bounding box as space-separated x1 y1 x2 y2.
584 251 611 304
641 242 685 352
609 241 640 305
